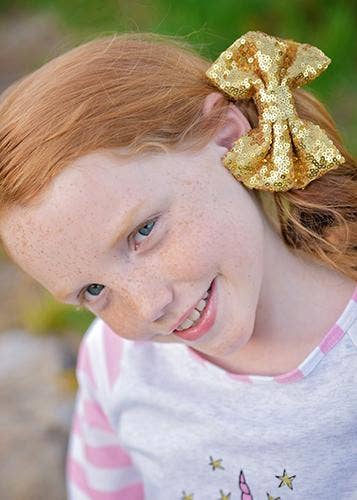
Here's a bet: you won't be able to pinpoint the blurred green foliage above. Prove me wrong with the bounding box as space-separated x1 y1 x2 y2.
2 0 355 152
0 0 355 336
22 290 95 335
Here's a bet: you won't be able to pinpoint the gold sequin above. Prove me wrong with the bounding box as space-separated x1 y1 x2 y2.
205 31 345 192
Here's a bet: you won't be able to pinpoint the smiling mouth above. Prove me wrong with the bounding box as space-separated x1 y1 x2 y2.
172 277 217 341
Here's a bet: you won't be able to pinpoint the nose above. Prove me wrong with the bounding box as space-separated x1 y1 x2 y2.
142 287 174 324
119 279 174 326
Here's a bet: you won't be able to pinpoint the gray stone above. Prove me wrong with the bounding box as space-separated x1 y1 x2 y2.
0 330 76 500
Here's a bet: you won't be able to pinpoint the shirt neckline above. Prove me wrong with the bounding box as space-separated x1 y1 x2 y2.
184 283 357 384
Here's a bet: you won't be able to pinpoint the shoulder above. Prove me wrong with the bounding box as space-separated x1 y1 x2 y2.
76 317 130 397
79 316 126 359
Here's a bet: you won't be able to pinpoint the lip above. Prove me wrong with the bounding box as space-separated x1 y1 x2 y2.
172 276 217 341
170 277 215 332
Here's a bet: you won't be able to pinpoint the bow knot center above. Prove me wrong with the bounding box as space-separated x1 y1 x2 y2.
257 84 295 123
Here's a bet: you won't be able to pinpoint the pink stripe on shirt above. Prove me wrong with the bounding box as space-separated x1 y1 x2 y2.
77 339 97 389
67 457 145 499
274 368 304 384
319 324 344 354
83 399 115 433
84 443 133 468
102 323 123 388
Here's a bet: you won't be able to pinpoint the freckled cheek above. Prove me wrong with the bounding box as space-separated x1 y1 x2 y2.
161 223 223 280
97 309 140 341
176 214 263 286
220 219 264 287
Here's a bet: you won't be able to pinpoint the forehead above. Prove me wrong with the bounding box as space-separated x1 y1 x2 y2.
4 149 174 228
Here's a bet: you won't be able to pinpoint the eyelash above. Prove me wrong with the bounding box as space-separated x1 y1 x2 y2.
77 217 159 306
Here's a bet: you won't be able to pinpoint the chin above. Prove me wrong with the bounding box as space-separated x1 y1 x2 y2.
205 317 254 358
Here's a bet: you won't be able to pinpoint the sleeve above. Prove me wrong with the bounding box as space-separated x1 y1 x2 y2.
65 320 145 500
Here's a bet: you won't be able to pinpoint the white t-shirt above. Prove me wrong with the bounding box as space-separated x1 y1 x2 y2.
66 284 357 500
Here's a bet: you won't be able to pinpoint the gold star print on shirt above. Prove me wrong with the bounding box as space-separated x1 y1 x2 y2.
180 457 297 498
218 490 231 500
209 456 225 471
275 468 296 490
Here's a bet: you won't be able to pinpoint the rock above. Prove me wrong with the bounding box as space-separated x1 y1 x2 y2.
0 330 77 500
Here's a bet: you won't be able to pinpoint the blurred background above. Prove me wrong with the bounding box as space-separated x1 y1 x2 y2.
0 0 356 498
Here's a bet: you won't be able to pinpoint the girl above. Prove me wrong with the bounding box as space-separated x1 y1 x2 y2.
0 30 356 500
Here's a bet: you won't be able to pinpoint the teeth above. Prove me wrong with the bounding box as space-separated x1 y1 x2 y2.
187 308 201 323
175 288 211 331
196 299 207 312
176 318 194 330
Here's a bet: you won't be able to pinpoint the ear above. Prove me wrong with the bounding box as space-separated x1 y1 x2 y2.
202 92 251 150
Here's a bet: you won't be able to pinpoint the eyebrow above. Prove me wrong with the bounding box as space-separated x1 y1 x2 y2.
55 200 146 302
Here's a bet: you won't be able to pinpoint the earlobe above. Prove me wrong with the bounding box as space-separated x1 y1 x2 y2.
202 92 252 151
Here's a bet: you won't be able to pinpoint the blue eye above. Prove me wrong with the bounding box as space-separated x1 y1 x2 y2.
85 284 104 297
79 283 105 305
132 219 157 247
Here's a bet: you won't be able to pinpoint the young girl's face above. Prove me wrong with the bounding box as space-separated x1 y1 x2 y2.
0 141 267 357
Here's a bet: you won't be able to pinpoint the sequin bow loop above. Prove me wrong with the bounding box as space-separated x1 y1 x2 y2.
206 31 345 192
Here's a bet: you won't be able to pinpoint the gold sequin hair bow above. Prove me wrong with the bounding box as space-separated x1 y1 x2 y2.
205 31 345 192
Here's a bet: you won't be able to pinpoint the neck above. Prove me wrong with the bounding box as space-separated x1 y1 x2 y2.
196 216 356 376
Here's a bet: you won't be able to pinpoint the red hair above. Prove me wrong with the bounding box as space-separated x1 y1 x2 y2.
0 32 356 279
